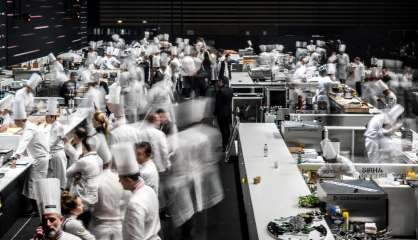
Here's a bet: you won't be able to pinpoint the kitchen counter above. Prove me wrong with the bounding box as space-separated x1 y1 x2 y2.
0 157 33 192
238 123 333 240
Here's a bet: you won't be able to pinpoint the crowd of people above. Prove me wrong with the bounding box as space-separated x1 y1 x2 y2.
0 33 235 240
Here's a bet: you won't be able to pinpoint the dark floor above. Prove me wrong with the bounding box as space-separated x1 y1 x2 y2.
1 160 246 240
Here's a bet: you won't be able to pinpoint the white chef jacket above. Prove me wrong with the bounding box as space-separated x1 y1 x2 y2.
139 160 159 193
86 87 106 113
58 231 82 240
49 121 65 152
67 152 103 205
109 124 140 145
180 56 196 77
14 88 34 113
88 132 112 165
123 182 161 240
89 169 124 239
137 125 170 173
14 121 49 159
292 65 307 81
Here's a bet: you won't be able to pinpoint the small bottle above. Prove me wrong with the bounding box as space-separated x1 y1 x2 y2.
264 144 268 157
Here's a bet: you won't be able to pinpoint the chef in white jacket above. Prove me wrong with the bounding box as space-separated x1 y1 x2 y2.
89 163 124 240
135 142 160 193
112 144 161 240
66 127 103 207
137 114 171 173
364 104 404 163
375 80 397 109
119 71 139 123
86 42 98 67
49 53 65 74
12 100 49 203
45 98 68 189
14 73 42 114
337 44 350 83
258 45 271 66
33 178 81 240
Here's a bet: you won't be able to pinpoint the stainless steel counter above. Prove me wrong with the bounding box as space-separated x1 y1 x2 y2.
238 123 333 240
0 157 33 192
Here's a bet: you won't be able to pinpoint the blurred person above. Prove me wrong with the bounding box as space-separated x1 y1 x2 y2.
181 47 197 98
364 104 404 163
191 49 206 97
112 144 161 240
217 51 231 81
135 142 159 193
45 99 68 189
375 80 397 109
61 191 96 240
292 56 308 82
49 53 65 73
214 76 234 150
89 161 124 240
33 178 81 240
349 57 365 95
155 108 177 136
147 71 175 122
336 44 350 84
85 42 98 66
327 51 338 81
169 47 182 99
108 104 139 145
119 71 140 123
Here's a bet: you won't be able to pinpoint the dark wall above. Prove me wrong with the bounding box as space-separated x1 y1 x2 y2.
4 0 87 67
88 0 418 63
1 1 6 67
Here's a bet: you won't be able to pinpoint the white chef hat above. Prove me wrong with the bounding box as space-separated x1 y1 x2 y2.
48 53 56 62
34 178 61 216
144 31 150 38
12 99 27 120
46 98 59 116
302 42 308 48
247 40 253 47
384 104 404 125
259 45 267 52
307 45 316 52
163 33 169 41
171 46 178 56
153 37 160 44
152 55 161 68
295 41 302 48
376 80 389 91
112 143 139 176
27 73 42 89
112 34 120 42
339 44 346 52
106 47 114 55
89 41 97 50
176 38 183 44
184 38 190 45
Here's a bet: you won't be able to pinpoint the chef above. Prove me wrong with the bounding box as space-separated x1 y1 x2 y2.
336 44 350 83
292 57 308 82
102 47 120 70
119 71 140 123
14 72 42 113
327 52 338 81
364 104 404 163
33 178 81 240
12 99 49 208
89 161 124 240
45 98 68 189
112 143 161 240
375 80 397 109
258 45 271 66
49 53 65 73
85 42 98 67
135 141 159 193
349 57 365 94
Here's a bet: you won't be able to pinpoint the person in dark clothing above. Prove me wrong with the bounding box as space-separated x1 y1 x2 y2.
214 76 234 150
217 52 232 82
59 71 78 106
156 108 177 136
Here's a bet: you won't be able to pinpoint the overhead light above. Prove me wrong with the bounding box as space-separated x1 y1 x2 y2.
142 20 147 24
117 20 123 24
